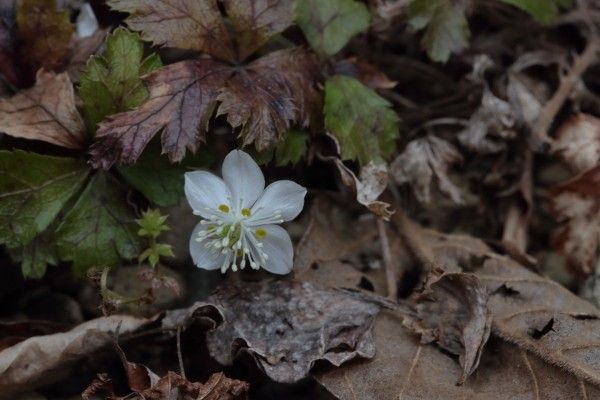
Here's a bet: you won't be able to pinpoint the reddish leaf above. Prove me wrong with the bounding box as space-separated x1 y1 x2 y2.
90 60 229 168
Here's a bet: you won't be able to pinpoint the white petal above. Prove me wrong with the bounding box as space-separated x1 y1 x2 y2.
248 181 307 225
257 224 294 274
189 222 226 270
184 171 231 218
222 150 265 212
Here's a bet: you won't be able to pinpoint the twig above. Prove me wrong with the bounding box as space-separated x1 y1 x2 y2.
376 218 397 299
391 209 435 269
532 35 600 148
176 326 186 380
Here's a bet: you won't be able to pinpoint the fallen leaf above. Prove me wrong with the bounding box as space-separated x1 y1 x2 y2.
403 272 492 384
318 311 600 400
553 113 600 172
333 159 394 220
551 166 600 275
206 280 379 383
0 315 149 395
0 71 86 149
295 0 370 56
390 135 463 204
334 57 397 90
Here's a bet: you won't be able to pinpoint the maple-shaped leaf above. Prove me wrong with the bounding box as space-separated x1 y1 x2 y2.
0 150 89 249
296 0 370 56
324 75 400 165
553 113 600 172
90 48 320 168
55 173 142 275
552 166 600 275
217 48 321 151
408 0 470 63
0 71 87 149
16 0 74 80
79 27 162 131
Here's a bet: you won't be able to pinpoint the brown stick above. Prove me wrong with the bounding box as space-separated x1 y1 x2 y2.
532 36 599 148
376 218 397 299
391 209 435 269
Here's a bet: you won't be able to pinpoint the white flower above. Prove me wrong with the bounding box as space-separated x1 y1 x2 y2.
184 150 307 274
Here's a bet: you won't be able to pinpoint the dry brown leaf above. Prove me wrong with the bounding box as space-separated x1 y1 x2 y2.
0 315 149 395
66 28 108 82
109 0 236 62
216 48 321 151
554 113 600 172
403 272 492 385
0 71 86 149
390 135 463 204
551 166 600 275
334 57 397 90
318 311 600 400
333 159 393 220
205 280 379 383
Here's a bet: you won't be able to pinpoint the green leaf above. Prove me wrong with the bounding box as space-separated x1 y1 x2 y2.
118 144 185 207
0 150 89 248
275 130 309 166
408 0 470 63
136 209 170 239
324 76 400 165
55 173 142 275
9 235 58 280
498 0 573 24
79 27 162 131
296 0 370 56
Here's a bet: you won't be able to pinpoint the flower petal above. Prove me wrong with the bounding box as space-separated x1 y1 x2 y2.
257 224 294 274
189 222 226 270
222 150 265 212
248 181 307 225
184 171 231 218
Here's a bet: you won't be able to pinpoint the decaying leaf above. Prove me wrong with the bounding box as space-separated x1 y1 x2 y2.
0 71 86 149
318 312 600 400
206 280 380 383
404 273 492 384
390 135 463 204
333 159 394 220
0 315 149 395
551 166 600 275
554 113 600 172
334 57 397 90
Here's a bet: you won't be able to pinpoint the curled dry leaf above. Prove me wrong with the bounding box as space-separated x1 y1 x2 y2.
206 280 380 383
0 71 86 149
551 166 600 275
390 135 463 204
0 315 149 395
333 158 393 220
403 272 492 384
334 57 397 90
553 113 600 172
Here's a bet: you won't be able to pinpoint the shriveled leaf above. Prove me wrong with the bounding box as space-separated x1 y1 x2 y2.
118 145 185 207
404 272 492 384
390 135 463 204
0 71 86 149
109 0 235 62
318 312 600 399
408 0 470 63
0 150 88 248
90 59 229 168
332 158 393 220
296 0 370 56
0 315 149 395
499 0 574 24
16 0 73 76
553 113 600 172
217 48 321 151
324 75 400 165
551 166 600 275
55 173 142 275
79 27 162 131
206 280 379 383
224 0 295 61
334 57 397 90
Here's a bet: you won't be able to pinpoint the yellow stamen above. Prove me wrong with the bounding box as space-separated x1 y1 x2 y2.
241 208 251 217
218 204 230 213
236 249 243 257
255 228 267 238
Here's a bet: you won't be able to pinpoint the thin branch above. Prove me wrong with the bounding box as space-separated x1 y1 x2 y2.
376 218 397 299
176 326 186 380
